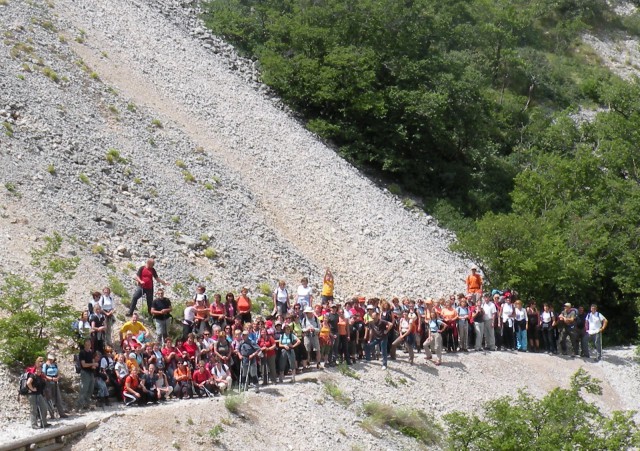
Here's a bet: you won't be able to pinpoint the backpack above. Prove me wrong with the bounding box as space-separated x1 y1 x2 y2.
18 371 31 395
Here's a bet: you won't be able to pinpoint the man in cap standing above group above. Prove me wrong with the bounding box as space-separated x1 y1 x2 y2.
466 266 483 303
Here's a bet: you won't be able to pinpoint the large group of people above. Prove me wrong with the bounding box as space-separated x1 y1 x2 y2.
23 262 609 428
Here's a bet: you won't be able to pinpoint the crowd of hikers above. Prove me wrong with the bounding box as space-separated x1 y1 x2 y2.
21 261 609 428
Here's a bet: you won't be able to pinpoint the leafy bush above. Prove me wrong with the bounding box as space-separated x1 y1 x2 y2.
444 369 640 450
203 247 217 259
0 233 79 366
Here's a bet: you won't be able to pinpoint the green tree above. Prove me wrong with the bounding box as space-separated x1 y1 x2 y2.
0 233 80 367
444 369 640 450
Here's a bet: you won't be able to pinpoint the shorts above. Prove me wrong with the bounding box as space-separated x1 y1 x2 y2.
321 295 334 304
320 344 332 356
304 334 320 353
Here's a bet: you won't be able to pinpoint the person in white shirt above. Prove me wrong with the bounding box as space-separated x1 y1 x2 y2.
296 278 314 310
99 287 116 346
585 304 607 361
273 280 290 316
481 295 497 351
499 298 515 350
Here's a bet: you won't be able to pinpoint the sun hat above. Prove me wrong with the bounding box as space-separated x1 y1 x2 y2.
304 306 314 313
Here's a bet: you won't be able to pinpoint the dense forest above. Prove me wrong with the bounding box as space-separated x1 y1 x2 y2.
203 0 640 343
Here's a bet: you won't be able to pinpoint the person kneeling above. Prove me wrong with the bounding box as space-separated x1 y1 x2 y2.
193 361 219 397
123 367 145 407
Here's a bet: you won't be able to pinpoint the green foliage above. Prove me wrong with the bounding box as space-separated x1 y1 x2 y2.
224 395 245 415
3 122 14 137
456 105 640 342
126 102 136 112
78 173 90 184
0 233 80 367
208 424 224 443
258 282 271 297
362 401 441 445
323 380 350 406
202 0 620 216
108 275 129 301
175 160 187 169
105 148 127 164
338 361 360 380
182 170 195 183
151 119 163 129
46 164 56 175
42 66 59 83
203 247 217 259
4 182 18 195
444 369 640 450
91 244 105 255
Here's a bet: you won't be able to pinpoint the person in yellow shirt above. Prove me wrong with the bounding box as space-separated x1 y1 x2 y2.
321 268 334 304
119 313 149 342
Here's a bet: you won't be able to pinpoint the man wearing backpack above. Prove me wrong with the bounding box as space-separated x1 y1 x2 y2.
128 259 170 316
585 304 608 361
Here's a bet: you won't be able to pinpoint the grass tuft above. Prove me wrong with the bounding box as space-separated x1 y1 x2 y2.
203 247 217 259
338 361 360 379
362 401 441 445
108 274 129 300
323 380 350 406
79 173 90 184
224 395 244 416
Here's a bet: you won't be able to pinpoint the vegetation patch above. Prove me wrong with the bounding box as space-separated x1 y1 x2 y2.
444 369 640 450
323 380 350 406
338 361 359 380
362 402 441 445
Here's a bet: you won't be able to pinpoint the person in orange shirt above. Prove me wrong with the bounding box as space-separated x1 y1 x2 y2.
237 287 252 324
466 266 483 302
173 360 193 399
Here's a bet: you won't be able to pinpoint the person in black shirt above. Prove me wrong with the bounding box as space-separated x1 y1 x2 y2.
26 366 50 428
90 304 107 354
325 304 340 367
77 339 97 410
151 288 173 343
364 312 393 370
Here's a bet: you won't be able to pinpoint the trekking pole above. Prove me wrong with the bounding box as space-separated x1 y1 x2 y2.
243 360 251 392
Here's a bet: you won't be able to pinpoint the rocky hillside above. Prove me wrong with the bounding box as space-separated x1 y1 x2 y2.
0 0 469 305
1 0 639 449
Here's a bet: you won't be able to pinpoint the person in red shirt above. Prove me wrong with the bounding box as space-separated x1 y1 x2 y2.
192 361 218 397
258 326 277 385
180 333 199 365
128 259 170 316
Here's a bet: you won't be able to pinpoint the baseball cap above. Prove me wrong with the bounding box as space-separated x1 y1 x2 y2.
304 307 314 313
47 353 56 360
366 304 374 310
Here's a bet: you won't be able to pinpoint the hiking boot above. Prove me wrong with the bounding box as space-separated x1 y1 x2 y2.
254 384 260 393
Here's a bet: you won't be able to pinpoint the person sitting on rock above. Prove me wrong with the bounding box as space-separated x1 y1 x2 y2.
173 360 193 399
120 313 149 344
123 366 144 407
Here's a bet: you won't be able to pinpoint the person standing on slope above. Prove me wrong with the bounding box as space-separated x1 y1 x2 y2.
466 266 483 303
321 268 334 305
128 259 169 316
